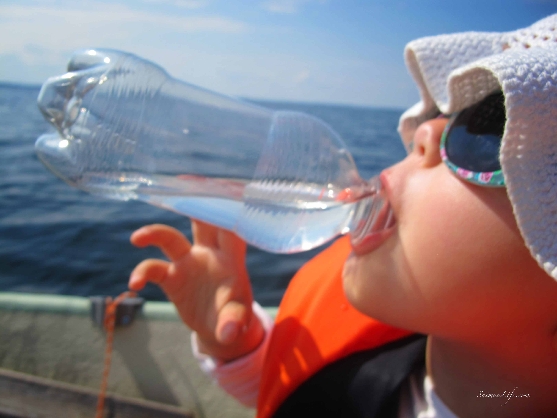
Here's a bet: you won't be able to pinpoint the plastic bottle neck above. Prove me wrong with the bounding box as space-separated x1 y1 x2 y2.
349 176 394 247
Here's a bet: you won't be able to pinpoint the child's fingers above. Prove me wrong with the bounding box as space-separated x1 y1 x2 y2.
129 259 170 290
131 224 192 262
191 219 219 248
217 229 246 257
193 219 245 255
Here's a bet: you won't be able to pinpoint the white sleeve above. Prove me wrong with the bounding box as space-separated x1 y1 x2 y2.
190 301 274 408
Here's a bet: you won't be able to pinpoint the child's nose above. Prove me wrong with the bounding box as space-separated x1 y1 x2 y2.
411 118 448 167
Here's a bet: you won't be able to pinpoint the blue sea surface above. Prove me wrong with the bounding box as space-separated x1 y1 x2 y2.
0 82 406 306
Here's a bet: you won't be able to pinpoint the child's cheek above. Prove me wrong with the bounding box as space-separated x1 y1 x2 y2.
401 173 469 275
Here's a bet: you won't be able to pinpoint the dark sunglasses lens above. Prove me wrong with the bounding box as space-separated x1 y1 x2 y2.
445 92 505 173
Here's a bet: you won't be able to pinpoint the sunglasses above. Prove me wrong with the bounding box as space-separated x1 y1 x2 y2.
440 92 506 187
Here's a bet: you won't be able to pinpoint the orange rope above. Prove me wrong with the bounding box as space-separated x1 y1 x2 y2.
95 291 137 418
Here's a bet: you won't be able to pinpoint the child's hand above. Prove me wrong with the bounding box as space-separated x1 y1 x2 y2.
129 222 264 362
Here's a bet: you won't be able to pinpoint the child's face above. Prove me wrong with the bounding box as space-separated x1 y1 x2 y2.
343 118 554 340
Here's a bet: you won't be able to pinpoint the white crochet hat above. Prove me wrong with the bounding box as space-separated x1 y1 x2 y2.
398 14 557 280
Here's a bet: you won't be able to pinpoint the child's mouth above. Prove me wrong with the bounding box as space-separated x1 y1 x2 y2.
349 177 396 256
350 213 396 255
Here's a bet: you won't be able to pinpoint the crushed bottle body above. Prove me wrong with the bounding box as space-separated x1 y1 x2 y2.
36 49 393 253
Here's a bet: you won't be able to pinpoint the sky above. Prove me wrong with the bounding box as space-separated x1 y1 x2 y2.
0 0 555 109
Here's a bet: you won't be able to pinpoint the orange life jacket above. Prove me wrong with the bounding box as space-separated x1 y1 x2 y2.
256 236 412 418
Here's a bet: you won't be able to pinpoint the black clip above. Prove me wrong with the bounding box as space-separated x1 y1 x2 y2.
90 296 144 328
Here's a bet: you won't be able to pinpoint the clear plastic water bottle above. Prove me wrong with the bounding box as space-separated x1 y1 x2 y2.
36 49 393 253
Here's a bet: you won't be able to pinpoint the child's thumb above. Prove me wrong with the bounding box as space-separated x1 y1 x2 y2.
215 300 248 345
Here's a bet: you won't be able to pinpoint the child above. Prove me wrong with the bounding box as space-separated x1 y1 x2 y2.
129 14 557 418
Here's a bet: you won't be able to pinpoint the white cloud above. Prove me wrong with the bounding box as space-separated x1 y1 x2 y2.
262 0 326 14
294 69 310 83
142 0 209 8
0 0 417 107
263 0 300 14
0 3 247 56
0 1 249 89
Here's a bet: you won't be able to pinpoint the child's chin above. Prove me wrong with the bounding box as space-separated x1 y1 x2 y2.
342 251 407 324
341 255 375 315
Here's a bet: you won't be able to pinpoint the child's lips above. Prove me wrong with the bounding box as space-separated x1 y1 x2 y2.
350 212 396 256
349 171 397 256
